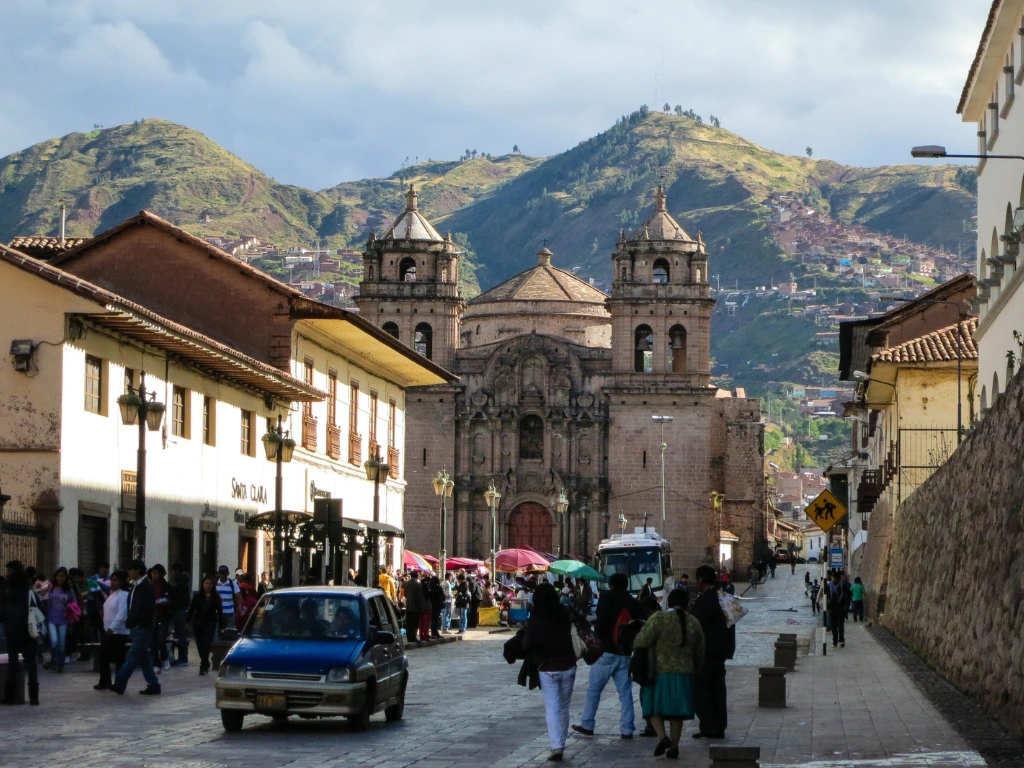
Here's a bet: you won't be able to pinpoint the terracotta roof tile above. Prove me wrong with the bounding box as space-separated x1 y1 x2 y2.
470 263 608 306
8 236 87 259
871 318 979 364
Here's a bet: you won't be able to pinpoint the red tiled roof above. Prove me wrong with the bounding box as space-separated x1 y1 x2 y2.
8 236 87 258
871 318 979 364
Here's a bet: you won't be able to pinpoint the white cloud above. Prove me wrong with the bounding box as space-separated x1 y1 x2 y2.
0 0 993 188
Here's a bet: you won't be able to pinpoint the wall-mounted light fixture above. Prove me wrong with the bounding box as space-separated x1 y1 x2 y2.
10 339 35 372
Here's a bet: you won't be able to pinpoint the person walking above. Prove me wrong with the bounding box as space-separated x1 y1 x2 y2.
826 572 851 646
790 558 796 575
809 579 820 614
1 561 40 705
633 588 705 758
150 564 171 671
572 571 643 739
804 571 811 592
851 577 865 622
428 575 444 639
169 563 191 666
187 577 223 675
523 582 578 762
214 565 241 632
467 574 482 629
378 565 397 603
767 552 777 579
45 567 75 672
453 573 470 634
440 573 454 632
691 565 734 739
403 571 428 643
257 571 273 597
110 559 161 696
95 569 130 690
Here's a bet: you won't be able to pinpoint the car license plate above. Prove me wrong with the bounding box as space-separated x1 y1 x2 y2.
256 694 286 710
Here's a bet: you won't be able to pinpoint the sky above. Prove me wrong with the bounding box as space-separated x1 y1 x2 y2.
0 0 992 190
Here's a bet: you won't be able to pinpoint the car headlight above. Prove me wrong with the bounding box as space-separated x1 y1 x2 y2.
219 663 246 679
327 667 353 683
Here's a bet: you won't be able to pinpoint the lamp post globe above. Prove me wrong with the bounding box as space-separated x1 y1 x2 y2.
485 480 502 579
433 467 454 577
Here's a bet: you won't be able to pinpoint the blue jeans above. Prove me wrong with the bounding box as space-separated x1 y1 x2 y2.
540 668 577 750
457 606 468 632
47 623 68 671
441 604 452 631
172 611 189 661
580 653 634 735
114 626 160 691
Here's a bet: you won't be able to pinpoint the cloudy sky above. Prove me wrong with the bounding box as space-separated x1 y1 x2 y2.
0 0 991 190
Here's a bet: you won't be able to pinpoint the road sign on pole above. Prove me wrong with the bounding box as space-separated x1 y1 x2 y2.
805 489 848 534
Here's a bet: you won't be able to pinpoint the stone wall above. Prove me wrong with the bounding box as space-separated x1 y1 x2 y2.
878 365 1024 736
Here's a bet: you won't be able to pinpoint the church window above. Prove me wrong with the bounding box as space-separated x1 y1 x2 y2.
414 323 433 359
441 266 448 282
368 265 375 280
653 258 669 283
669 325 687 373
621 266 628 281
694 268 702 283
399 257 417 282
519 415 544 460
382 322 399 340
634 325 654 373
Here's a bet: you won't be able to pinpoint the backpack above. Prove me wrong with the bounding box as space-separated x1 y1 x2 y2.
612 608 634 654
615 618 646 657
572 612 603 665
27 592 46 644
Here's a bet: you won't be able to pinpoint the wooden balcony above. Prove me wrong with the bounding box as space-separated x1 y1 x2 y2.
327 425 342 460
388 447 400 479
348 432 362 466
302 414 318 452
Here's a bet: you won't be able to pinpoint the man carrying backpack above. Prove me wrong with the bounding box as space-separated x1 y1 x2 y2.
691 565 734 739
572 572 643 739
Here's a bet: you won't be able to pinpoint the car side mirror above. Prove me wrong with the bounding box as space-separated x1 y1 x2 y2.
373 630 396 645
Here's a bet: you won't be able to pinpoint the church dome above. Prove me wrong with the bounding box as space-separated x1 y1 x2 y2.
462 248 611 348
380 185 443 242
626 184 695 243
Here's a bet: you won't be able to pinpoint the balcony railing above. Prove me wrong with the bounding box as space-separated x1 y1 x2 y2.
348 432 362 466
327 425 342 461
302 414 318 452
388 446 400 479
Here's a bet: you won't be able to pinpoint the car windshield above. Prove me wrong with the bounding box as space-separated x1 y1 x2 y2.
246 593 364 641
599 548 663 592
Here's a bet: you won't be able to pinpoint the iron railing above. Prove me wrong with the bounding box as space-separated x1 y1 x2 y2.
897 427 958 503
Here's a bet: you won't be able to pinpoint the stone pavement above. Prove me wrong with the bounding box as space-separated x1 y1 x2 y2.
0 578 1002 767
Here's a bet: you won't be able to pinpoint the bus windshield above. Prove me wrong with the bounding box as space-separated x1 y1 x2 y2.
599 548 663 593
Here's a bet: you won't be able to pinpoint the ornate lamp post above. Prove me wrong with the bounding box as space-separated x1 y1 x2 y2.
555 488 569 556
117 371 165 562
484 480 502 579
431 467 454 577
651 415 673 526
363 449 390 584
617 511 628 536
262 415 295 585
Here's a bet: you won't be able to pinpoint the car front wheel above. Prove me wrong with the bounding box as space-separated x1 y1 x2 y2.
221 710 245 732
385 674 407 722
348 681 375 731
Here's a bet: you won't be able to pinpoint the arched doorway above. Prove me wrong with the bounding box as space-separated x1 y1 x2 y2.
507 502 553 553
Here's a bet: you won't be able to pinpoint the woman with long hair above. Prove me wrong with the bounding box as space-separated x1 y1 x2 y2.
1 561 40 705
45 567 75 672
95 570 130 690
632 588 705 759
523 582 578 762
186 576 223 675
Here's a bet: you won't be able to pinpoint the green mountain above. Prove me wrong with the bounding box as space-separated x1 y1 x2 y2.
0 111 976 394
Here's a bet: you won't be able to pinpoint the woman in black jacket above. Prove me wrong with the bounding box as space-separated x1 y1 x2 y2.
186 577 223 675
428 576 444 640
1 561 39 705
523 582 578 762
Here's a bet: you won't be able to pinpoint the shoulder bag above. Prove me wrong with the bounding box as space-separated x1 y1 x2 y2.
718 590 748 628
27 591 47 644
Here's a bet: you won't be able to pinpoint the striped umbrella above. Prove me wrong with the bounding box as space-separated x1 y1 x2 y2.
403 550 435 572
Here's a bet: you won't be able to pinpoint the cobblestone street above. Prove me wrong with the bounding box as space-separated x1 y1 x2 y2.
0 575 1012 767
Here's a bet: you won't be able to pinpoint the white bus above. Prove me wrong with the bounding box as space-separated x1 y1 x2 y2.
595 531 673 599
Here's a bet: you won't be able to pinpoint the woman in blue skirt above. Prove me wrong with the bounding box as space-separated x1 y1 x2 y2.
633 588 705 759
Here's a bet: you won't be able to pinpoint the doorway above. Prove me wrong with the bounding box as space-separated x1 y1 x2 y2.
77 509 109 576
507 502 553 553
168 526 193 580
199 530 218 581
237 532 256 581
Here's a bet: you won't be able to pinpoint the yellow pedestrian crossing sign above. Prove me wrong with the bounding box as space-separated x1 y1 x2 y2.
805 489 847 533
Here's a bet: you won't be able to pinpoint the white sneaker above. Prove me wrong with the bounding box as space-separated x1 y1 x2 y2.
162 660 171 672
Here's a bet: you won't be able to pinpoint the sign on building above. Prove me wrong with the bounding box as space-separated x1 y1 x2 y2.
829 547 845 570
805 489 847 533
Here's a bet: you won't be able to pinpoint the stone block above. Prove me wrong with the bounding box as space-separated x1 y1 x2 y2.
774 639 797 671
709 745 761 767
758 666 786 708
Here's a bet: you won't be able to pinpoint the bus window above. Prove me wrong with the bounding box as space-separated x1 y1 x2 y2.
599 548 663 593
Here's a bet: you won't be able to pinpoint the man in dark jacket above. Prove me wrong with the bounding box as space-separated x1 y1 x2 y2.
467 574 482 628
572 572 643 738
826 572 851 648
1 561 39 705
169 562 191 666
403 571 429 643
692 565 734 739
110 559 161 696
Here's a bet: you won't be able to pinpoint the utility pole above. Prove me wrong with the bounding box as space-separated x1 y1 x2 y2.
651 416 673 526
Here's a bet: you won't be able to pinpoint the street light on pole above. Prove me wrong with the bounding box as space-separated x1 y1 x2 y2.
432 467 454 577
911 145 1024 161
117 371 164 562
555 488 569 556
617 511 628 536
262 415 295 585
484 480 501 579
651 415 673 526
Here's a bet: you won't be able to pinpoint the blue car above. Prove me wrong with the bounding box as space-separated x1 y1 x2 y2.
215 586 408 732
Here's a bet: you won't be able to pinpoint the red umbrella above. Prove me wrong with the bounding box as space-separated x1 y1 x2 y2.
495 548 550 573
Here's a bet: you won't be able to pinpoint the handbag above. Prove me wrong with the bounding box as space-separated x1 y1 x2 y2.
27 592 47 644
572 613 603 665
629 645 657 687
570 622 588 660
718 590 748 628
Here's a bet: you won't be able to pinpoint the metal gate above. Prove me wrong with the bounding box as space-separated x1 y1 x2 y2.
0 511 46 569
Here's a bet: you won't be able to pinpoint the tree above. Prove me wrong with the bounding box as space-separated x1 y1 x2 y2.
674 105 683 115
513 144 520 153
663 102 671 112
805 146 813 158
709 114 721 128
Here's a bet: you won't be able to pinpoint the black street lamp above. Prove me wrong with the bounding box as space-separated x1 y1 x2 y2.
363 449 390 583
484 480 501 579
117 371 165 562
555 488 568 556
263 415 295 584
911 145 1024 161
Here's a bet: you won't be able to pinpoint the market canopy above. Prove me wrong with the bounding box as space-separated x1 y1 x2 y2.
495 548 549 573
548 559 607 582
403 550 436 572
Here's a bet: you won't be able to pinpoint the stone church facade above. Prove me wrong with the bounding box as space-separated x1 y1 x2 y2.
355 185 766 576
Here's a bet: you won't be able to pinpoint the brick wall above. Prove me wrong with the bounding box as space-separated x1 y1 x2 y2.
402 387 458 557
871 366 1024 736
